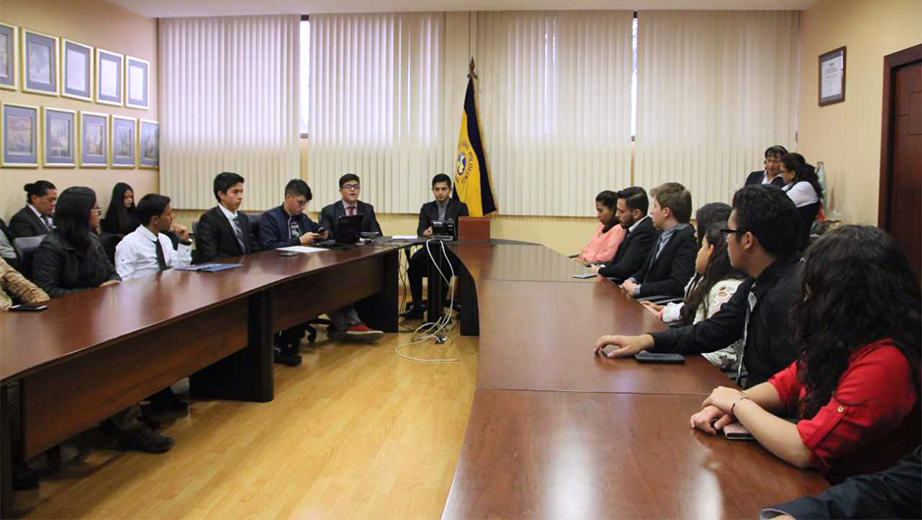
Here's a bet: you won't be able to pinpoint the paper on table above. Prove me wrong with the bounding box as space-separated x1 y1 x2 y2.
277 245 327 254
391 235 419 240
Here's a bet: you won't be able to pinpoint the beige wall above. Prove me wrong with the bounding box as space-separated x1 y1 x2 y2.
0 0 158 221
797 0 921 224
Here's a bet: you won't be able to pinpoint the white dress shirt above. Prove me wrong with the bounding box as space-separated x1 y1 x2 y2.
782 181 819 208
29 204 53 231
115 225 192 280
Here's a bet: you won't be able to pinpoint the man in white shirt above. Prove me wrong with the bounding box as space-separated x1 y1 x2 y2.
115 194 192 280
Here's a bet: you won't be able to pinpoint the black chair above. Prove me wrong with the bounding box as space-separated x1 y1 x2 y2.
13 235 45 281
98 232 124 264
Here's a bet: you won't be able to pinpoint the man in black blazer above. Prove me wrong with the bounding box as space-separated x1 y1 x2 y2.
594 186 657 282
404 174 469 319
9 180 58 238
744 145 788 187
318 173 383 239
194 172 259 263
622 182 697 299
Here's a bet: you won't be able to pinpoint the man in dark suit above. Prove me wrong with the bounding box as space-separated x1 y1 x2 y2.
622 182 697 299
318 173 383 239
194 171 259 263
404 174 469 319
9 180 57 238
744 145 788 187
594 186 657 282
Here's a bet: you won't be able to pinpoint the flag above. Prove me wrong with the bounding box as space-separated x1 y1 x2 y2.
453 77 497 216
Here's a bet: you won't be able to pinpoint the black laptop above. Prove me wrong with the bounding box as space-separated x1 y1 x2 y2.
318 214 364 247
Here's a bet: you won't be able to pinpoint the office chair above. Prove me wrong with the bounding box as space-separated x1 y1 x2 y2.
13 235 45 281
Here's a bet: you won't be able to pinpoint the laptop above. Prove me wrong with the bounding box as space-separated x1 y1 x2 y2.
318 214 364 247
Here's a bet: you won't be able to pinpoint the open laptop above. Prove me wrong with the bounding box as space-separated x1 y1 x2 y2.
317 214 364 247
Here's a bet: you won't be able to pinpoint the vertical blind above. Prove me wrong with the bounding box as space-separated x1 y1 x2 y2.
159 15 300 211
634 10 800 211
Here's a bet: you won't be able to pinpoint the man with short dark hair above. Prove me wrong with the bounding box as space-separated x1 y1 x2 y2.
403 174 469 319
319 173 383 239
595 184 802 388
621 182 696 298
594 186 657 281
195 171 259 263
745 145 788 187
115 194 192 280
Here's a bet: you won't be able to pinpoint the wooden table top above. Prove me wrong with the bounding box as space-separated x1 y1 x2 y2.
451 243 599 283
442 389 830 520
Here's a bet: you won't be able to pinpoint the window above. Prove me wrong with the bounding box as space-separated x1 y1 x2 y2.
299 17 310 137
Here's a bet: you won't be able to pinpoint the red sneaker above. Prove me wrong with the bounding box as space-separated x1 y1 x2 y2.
342 323 384 343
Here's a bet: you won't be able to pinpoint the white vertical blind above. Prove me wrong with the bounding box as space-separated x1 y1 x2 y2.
472 11 634 217
306 13 449 214
634 10 800 211
159 15 300 211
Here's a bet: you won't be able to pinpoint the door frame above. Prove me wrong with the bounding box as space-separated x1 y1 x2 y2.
878 44 922 229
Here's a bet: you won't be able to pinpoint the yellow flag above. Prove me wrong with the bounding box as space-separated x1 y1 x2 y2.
454 77 496 216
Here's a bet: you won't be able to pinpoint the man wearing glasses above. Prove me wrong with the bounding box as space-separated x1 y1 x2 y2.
745 145 788 187
261 179 383 366
319 173 383 239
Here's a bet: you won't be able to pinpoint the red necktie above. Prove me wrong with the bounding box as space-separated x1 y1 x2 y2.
347 206 356 216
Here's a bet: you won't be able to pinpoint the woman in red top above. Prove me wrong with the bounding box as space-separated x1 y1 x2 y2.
690 225 920 483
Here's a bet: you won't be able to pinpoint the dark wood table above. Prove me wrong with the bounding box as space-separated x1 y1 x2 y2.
442 390 829 520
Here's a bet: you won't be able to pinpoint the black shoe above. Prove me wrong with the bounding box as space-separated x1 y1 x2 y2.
148 388 189 413
400 305 425 320
139 413 161 430
273 347 302 366
12 461 39 491
117 426 174 454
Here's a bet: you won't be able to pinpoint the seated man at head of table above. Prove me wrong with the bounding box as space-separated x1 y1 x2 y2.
592 186 658 282
318 173 383 240
594 184 802 389
194 171 260 263
259 179 383 365
620 182 697 299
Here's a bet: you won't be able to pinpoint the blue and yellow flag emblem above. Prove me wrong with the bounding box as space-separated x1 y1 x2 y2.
453 77 497 216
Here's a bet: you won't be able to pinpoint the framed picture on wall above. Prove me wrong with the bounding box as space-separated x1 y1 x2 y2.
138 119 159 168
61 39 93 101
22 28 59 96
125 56 150 109
0 23 18 90
42 107 76 167
96 48 123 106
819 46 846 106
79 111 108 167
2 103 39 168
111 115 136 167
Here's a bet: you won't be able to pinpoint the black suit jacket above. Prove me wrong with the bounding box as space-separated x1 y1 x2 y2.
744 170 785 187
9 206 51 238
598 217 657 282
629 224 697 298
194 206 259 263
417 199 469 236
319 200 382 239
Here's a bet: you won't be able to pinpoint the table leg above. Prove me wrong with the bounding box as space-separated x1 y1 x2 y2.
356 251 399 333
1 384 13 519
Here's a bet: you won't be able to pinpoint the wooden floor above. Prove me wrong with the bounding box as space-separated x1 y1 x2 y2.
15 321 478 519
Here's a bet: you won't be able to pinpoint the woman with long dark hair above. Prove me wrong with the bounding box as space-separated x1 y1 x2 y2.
576 190 626 264
642 221 746 371
101 182 139 235
779 153 823 252
691 225 920 483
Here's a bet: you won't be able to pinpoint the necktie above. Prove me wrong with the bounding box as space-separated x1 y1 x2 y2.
42 215 53 231
153 238 168 271
232 214 247 253
347 206 356 217
736 290 758 385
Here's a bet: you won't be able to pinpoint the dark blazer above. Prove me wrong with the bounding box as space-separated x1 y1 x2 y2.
319 200 382 239
194 206 259 263
795 201 821 253
417 199 469 236
598 217 657 282
32 231 120 299
745 170 785 187
259 205 322 250
629 224 697 298
9 206 52 238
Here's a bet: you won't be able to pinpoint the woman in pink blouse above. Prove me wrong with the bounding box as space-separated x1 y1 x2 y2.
577 190 626 264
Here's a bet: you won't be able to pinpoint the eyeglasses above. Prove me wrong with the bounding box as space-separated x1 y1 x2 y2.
720 227 748 236
294 199 309 207
342 183 360 190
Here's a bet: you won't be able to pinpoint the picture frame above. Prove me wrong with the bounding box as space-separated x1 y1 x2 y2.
95 48 123 106
125 56 150 109
21 28 59 96
79 111 108 167
2 102 40 168
111 115 136 168
61 39 93 102
138 119 159 169
0 23 18 91
42 107 76 167
819 46 847 107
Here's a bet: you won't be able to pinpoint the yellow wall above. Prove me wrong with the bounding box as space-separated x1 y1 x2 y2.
0 0 158 221
797 0 921 224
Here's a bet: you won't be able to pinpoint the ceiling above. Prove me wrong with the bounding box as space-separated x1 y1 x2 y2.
108 0 820 18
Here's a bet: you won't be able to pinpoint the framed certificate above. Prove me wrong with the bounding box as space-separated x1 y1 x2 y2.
819 46 846 106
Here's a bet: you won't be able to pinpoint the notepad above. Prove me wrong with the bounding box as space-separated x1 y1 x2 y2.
391 235 419 240
176 263 243 272
276 246 327 254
